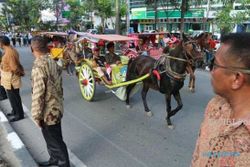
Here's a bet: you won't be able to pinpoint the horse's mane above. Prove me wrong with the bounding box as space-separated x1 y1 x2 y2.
170 41 183 57
196 32 208 40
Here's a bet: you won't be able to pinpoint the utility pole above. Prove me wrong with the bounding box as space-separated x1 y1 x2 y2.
154 0 158 30
180 0 187 39
115 0 120 34
126 0 130 34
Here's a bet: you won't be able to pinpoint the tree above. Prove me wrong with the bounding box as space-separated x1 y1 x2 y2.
1 0 48 31
215 0 250 35
63 0 85 30
83 0 114 33
115 0 120 34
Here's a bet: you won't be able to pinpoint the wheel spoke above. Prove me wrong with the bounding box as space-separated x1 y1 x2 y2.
79 64 95 101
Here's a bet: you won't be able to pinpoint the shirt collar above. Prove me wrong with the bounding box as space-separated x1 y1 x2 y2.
219 115 250 136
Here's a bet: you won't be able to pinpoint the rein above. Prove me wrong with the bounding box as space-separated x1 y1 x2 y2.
154 41 201 81
164 55 188 62
154 53 187 81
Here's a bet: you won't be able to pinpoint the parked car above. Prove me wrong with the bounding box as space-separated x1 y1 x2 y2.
87 29 98 34
86 28 115 34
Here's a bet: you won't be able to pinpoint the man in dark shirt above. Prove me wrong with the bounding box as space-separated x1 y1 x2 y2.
105 42 121 65
93 48 111 85
83 43 92 59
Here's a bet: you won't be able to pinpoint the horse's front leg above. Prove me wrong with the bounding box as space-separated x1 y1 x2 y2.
186 65 195 93
191 72 195 93
141 84 153 117
165 94 172 129
167 91 183 128
126 84 136 109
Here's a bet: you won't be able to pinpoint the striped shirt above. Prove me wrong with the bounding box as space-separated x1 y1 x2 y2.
31 54 63 125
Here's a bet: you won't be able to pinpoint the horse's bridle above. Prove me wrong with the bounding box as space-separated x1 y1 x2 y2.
154 41 200 81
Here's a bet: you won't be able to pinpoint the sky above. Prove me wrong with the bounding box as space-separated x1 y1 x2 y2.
41 9 56 22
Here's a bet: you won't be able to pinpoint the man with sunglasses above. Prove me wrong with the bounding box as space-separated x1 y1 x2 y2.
191 33 250 167
30 36 70 167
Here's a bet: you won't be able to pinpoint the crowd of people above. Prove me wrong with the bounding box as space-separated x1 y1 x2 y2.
0 32 250 167
2 32 33 47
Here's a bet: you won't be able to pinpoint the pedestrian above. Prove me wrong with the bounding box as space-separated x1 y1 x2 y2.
30 36 70 167
0 48 8 101
191 33 250 167
11 35 16 47
0 36 25 122
16 33 21 47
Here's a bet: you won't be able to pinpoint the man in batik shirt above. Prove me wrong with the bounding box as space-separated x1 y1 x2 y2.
191 33 250 167
31 36 70 167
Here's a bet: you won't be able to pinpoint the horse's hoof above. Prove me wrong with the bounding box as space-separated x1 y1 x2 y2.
146 111 153 117
167 125 174 129
126 105 131 109
189 88 195 93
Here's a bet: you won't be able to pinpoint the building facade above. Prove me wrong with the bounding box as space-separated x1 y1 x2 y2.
129 0 250 33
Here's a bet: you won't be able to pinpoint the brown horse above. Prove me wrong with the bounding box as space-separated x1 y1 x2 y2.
186 32 211 92
125 40 202 128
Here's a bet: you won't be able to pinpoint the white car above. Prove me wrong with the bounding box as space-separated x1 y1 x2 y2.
87 29 98 34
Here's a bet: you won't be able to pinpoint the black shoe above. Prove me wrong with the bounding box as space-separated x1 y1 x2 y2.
0 96 7 101
38 161 58 166
9 117 24 122
6 113 14 117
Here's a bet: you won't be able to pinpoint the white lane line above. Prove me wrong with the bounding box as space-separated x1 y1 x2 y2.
7 132 24 150
0 112 8 122
22 104 87 167
67 112 149 167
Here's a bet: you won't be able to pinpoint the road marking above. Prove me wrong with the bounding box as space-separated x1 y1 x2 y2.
0 112 8 122
7 132 24 150
22 104 87 167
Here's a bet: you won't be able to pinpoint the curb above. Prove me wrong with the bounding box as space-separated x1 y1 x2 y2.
0 111 38 167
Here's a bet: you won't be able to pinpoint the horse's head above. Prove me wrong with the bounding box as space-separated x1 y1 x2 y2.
194 32 211 51
182 41 203 61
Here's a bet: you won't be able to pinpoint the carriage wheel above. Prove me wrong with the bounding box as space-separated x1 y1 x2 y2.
78 63 95 101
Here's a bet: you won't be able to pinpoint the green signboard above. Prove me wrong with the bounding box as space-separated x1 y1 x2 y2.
131 9 204 20
131 8 147 19
62 11 70 18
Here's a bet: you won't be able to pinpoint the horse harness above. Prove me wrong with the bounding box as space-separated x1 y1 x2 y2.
153 42 198 81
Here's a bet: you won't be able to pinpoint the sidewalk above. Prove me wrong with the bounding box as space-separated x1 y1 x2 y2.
0 111 37 167
0 100 86 167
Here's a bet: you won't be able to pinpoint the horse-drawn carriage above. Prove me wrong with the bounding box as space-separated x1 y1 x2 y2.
36 31 70 68
74 33 151 101
128 32 178 60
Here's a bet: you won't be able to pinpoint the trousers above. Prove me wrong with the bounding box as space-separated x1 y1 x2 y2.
0 85 7 100
6 86 24 119
41 122 70 167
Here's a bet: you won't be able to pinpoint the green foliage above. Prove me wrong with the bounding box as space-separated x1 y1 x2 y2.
0 16 9 32
83 0 114 31
215 0 250 34
0 0 48 31
64 0 85 30
95 0 114 19
120 1 127 17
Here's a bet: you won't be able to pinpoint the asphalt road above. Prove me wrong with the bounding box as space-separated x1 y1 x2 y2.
2 47 215 167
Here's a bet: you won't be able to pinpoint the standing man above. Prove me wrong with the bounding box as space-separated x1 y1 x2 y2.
191 33 250 167
0 36 24 122
30 36 70 167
